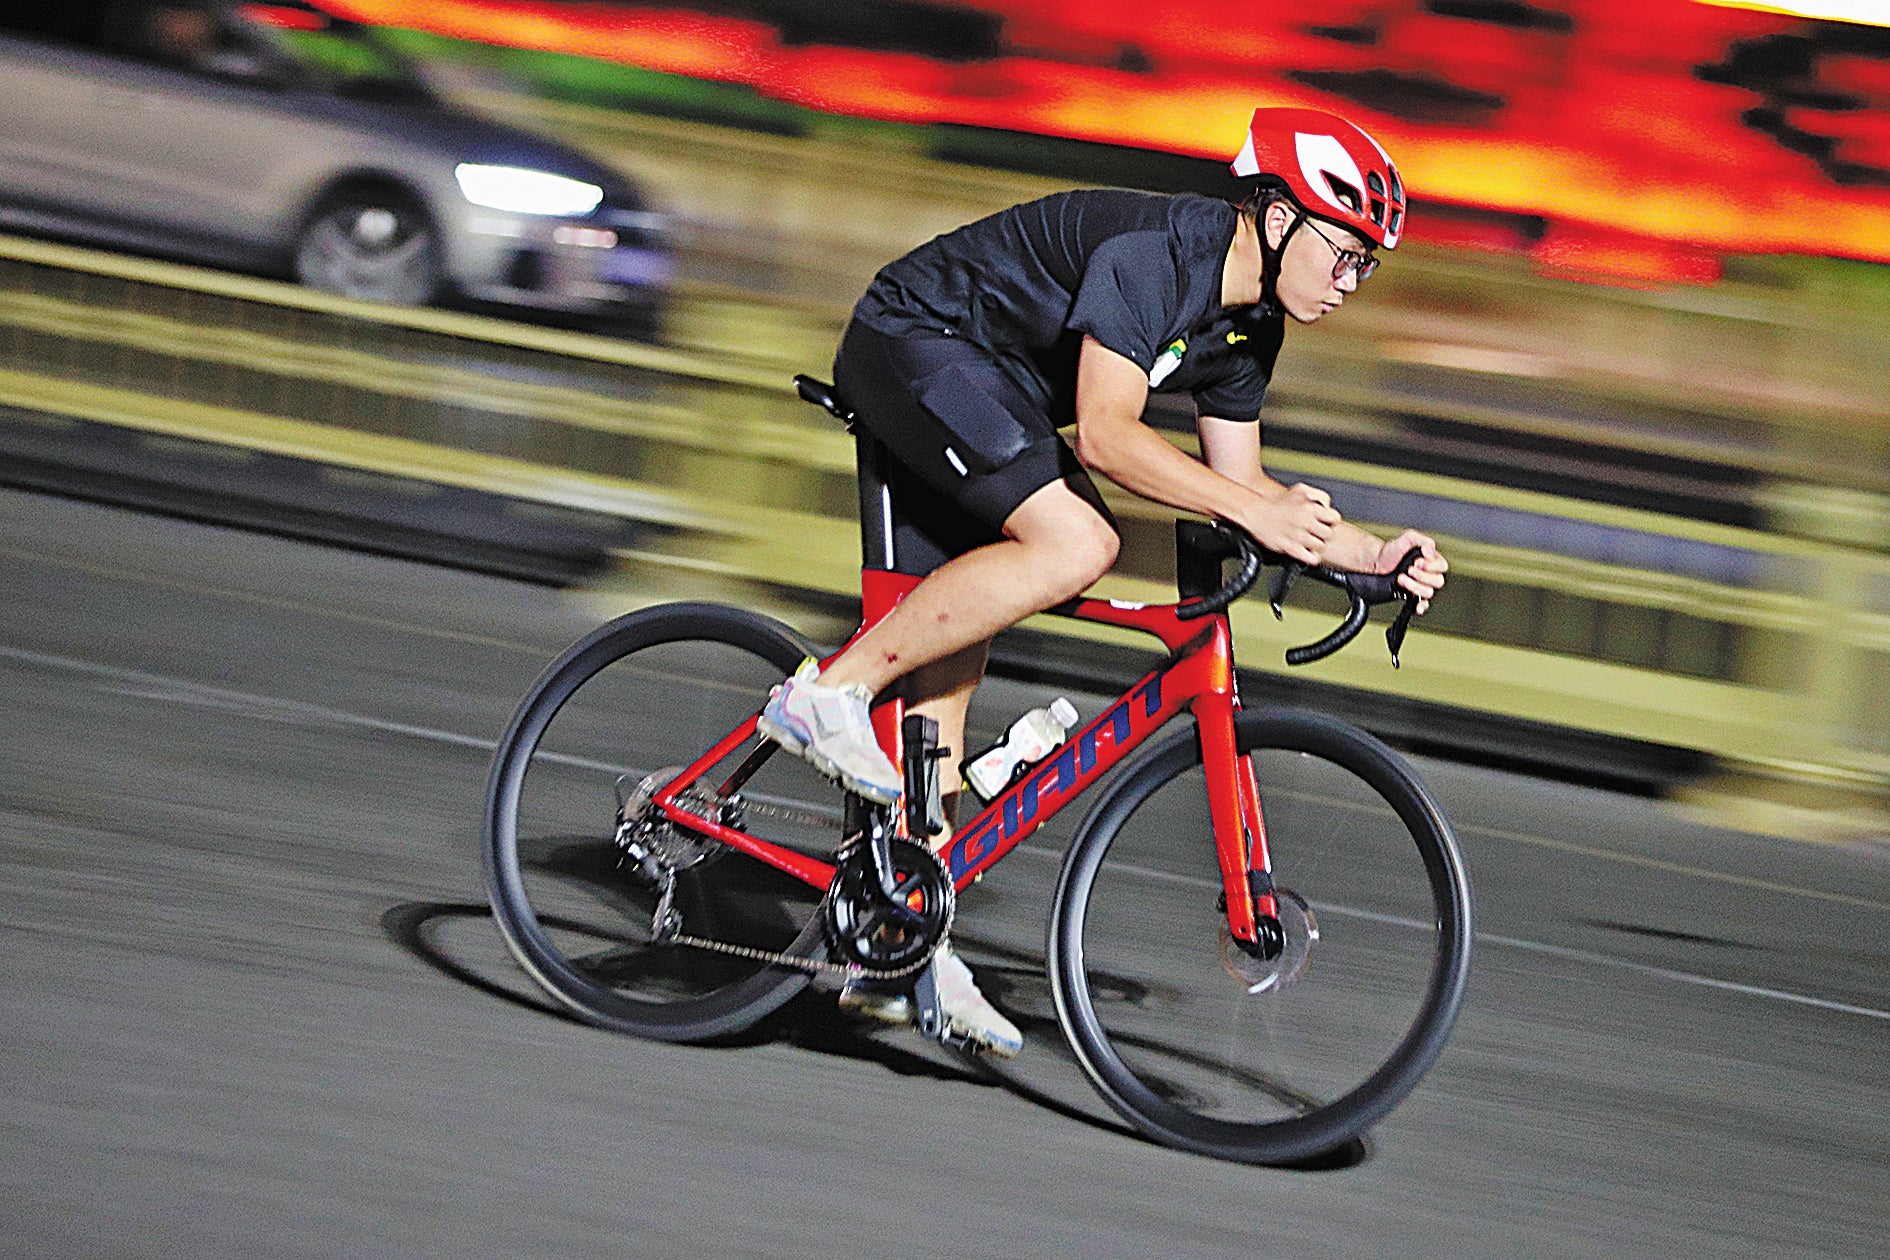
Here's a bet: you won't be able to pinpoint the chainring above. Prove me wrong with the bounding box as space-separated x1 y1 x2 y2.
824 837 954 976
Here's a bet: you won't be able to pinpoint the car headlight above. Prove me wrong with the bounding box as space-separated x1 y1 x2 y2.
454 164 603 217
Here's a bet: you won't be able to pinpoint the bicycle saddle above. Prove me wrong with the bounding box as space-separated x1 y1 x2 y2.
794 375 854 425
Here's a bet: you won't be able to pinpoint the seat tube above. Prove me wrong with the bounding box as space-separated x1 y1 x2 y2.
856 432 907 816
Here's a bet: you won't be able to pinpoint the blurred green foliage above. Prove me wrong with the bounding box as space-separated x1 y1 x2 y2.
375 26 811 133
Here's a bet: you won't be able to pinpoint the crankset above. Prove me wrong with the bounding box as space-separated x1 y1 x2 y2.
1220 887 1318 994
824 836 954 978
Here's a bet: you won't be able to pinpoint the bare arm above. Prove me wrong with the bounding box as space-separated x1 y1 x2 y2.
1073 337 1339 564
1197 415 1377 568
1197 413 1449 607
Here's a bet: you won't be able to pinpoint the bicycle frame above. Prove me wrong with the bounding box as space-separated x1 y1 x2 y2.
649 565 1277 947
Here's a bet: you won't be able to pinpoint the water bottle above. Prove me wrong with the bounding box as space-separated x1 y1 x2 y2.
962 697 1080 803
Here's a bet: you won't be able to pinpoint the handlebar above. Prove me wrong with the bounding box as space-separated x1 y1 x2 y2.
1173 521 1264 623
1174 520 1422 668
1268 549 1422 667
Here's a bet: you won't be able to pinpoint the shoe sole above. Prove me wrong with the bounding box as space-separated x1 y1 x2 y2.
756 712 901 806
948 1022 1023 1059
836 992 913 1026
837 994 1022 1057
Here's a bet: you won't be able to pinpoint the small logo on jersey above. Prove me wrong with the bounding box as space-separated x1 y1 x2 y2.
1149 337 1186 387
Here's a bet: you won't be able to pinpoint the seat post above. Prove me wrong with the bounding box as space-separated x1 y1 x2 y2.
856 432 895 572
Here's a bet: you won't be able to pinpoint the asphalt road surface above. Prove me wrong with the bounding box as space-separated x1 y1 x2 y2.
3 487 1886 1258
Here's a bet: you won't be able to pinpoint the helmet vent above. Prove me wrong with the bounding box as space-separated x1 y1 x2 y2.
1367 171 1385 196
1323 175 1363 215
1388 207 1403 235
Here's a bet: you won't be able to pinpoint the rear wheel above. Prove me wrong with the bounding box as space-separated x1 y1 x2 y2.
483 603 843 1042
1049 709 1472 1164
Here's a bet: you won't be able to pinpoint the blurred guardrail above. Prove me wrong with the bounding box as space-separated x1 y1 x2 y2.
0 221 1886 815
474 96 1890 525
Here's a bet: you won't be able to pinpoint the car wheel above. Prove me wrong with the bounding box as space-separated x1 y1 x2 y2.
294 189 441 305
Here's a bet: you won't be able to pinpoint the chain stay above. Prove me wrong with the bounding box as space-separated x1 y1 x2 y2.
628 768 943 980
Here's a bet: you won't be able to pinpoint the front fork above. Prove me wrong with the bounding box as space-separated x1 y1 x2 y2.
1195 690 1279 951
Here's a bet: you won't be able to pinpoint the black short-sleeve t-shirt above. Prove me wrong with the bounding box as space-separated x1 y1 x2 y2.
853 189 1283 424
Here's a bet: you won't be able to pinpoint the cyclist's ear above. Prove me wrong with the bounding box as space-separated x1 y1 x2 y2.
1262 201 1294 251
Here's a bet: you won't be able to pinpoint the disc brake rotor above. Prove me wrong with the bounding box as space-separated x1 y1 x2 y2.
1219 886 1319 994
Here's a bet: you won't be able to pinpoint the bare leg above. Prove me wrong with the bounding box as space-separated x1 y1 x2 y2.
820 486 1093 1060
820 480 1118 700
899 641 989 847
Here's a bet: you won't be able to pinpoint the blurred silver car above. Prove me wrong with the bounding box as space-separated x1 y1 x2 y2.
0 0 672 334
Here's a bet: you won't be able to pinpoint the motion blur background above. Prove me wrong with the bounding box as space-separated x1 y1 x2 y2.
6 0 1889 826
3 4 1889 1255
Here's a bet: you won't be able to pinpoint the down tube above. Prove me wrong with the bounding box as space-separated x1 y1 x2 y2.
939 652 1217 890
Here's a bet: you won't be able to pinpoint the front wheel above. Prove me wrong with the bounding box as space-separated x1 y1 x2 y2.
1049 709 1473 1164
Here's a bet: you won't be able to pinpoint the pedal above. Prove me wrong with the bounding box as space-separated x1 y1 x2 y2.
901 713 950 840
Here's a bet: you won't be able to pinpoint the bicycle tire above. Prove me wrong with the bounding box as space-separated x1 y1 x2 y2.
1048 708 1473 1164
483 602 837 1042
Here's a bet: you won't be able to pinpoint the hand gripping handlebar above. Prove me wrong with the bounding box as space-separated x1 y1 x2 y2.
1174 520 1422 667
794 371 1427 668
1268 549 1422 667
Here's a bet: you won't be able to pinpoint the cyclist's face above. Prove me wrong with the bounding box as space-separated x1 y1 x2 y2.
1266 206 1370 325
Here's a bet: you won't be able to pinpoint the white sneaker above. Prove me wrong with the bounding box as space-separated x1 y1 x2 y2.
836 947 1022 1059
756 659 902 805
935 947 1023 1059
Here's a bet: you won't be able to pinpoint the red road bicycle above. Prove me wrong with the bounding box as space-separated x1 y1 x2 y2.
483 376 1473 1164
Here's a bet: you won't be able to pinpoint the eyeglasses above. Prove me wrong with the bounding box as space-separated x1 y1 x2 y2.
1303 218 1379 282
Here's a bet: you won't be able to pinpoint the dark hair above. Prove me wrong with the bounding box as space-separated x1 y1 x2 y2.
1234 175 1296 226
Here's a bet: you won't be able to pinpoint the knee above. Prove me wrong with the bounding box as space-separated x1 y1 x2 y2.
1008 483 1120 597
1059 514 1119 593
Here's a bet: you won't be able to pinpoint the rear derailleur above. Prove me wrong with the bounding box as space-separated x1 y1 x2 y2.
614 767 741 941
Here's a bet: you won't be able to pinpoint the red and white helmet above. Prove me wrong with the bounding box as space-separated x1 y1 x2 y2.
1231 107 1405 250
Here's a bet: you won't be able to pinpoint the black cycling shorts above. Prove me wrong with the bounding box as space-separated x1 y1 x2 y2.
833 321 1116 576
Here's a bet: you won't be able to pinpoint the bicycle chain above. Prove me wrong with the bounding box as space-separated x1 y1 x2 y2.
648 833 952 981
625 762 950 980
663 783 838 832
618 776 836 875
720 794 839 830
656 907 948 980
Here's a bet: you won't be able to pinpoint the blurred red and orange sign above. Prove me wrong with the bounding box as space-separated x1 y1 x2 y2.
322 1 1890 281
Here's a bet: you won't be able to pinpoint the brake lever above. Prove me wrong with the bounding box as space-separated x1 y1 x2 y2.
1381 549 1423 669
1268 559 1302 620
1269 551 1424 667
1386 597 1415 669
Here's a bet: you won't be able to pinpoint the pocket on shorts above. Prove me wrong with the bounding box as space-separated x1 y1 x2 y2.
914 361 1033 477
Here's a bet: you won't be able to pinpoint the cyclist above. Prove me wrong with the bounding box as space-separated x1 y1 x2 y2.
760 107 1448 1056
